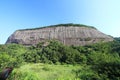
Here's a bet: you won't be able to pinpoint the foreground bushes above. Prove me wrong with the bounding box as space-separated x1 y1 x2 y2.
0 40 120 79
0 44 26 70
8 63 79 80
9 69 39 80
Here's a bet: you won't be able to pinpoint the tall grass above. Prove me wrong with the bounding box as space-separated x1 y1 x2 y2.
8 63 81 80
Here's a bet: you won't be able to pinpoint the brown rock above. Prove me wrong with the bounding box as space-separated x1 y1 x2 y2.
6 24 114 46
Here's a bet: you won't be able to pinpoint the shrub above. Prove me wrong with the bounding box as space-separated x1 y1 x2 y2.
23 50 40 63
0 53 22 70
8 69 39 80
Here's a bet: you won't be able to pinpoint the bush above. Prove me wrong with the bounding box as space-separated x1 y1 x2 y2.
73 66 101 80
93 62 120 79
23 50 40 63
88 52 120 79
0 44 26 70
0 53 22 70
8 69 39 80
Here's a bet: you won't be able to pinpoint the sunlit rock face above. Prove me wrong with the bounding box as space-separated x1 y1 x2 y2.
6 24 114 46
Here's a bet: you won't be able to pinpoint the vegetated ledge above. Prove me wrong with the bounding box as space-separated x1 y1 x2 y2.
18 23 97 31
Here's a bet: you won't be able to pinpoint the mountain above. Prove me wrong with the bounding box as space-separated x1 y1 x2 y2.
6 23 114 46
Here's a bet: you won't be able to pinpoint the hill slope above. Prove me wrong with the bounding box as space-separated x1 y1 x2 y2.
6 23 113 46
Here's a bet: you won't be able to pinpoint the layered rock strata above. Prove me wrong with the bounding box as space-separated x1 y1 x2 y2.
6 24 113 46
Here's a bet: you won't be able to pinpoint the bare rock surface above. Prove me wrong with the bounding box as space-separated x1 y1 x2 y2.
6 24 114 46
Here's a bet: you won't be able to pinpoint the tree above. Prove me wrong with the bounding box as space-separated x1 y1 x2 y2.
23 50 40 63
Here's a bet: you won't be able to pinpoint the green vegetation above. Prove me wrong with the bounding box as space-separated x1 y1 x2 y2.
9 63 80 80
19 23 96 31
0 39 120 80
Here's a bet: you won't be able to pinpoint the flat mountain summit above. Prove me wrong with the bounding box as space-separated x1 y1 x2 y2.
6 23 114 46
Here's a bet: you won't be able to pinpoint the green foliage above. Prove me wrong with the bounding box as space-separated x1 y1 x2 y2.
0 44 26 70
89 52 120 79
59 46 86 64
93 62 120 80
8 63 79 80
19 23 96 31
0 53 15 69
9 69 39 80
73 66 101 80
47 23 95 29
84 37 92 41
35 40 87 64
1 40 120 79
23 50 40 63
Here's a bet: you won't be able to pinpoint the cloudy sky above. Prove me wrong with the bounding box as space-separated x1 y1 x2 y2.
0 0 120 44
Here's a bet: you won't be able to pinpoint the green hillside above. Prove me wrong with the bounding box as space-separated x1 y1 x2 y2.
0 39 120 80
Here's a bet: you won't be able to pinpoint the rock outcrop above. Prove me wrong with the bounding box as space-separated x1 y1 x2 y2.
6 24 114 46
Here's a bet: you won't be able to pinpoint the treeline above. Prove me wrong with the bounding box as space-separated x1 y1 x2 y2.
21 23 96 31
0 39 120 79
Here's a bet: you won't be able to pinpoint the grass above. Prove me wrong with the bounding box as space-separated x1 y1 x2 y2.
8 63 82 80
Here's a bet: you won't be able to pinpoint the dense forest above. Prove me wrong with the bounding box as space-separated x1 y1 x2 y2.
0 38 120 80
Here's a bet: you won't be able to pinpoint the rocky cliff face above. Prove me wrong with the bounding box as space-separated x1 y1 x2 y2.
6 24 114 46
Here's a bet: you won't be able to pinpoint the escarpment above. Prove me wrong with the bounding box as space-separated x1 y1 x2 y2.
6 24 114 46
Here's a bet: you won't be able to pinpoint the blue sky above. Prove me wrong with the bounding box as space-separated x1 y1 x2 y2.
0 0 120 44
